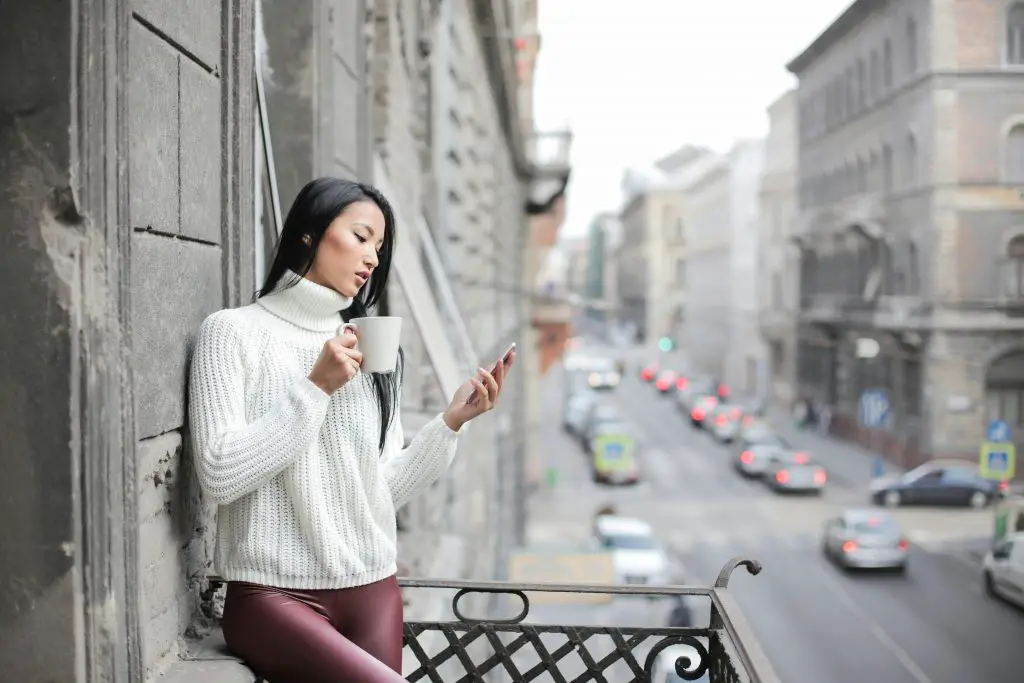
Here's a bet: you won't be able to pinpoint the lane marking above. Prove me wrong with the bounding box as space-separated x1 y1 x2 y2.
814 563 934 683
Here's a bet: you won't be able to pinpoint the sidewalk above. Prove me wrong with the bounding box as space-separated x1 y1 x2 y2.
766 408 902 491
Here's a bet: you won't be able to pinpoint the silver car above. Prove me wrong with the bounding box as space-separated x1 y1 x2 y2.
822 509 909 571
763 450 827 493
734 441 788 478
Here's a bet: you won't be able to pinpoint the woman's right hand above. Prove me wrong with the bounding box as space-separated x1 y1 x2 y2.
308 327 363 395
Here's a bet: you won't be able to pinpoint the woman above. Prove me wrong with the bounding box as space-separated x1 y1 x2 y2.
188 178 513 683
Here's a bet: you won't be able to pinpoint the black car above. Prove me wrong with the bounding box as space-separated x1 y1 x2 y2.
869 461 1008 508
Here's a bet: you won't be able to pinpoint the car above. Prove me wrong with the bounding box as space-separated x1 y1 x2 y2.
763 450 827 494
580 403 623 449
588 420 639 485
707 403 745 443
822 509 909 571
734 439 790 478
654 369 680 393
562 391 599 436
982 532 1024 608
869 461 1006 509
640 362 660 382
592 515 671 588
650 643 710 683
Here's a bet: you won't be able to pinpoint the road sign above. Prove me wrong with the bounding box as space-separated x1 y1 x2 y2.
987 419 1012 443
858 389 890 429
979 442 1017 481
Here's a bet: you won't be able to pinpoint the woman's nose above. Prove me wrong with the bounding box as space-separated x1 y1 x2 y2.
366 250 379 268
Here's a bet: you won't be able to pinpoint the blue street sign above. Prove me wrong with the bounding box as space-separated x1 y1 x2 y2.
979 442 1016 480
987 419 1012 443
858 389 890 429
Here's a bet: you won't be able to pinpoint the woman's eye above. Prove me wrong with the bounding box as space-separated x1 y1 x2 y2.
355 234 367 243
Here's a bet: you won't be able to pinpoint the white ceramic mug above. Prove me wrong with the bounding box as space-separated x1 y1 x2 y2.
340 316 402 374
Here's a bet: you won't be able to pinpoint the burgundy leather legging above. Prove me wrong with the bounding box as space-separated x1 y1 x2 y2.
222 575 406 683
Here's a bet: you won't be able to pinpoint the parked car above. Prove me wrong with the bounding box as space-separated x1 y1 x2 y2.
822 509 909 572
869 461 1007 508
983 532 1024 608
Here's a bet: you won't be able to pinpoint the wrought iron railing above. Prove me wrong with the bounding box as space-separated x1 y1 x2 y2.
399 557 779 683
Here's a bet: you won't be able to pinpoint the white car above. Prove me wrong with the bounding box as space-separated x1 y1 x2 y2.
593 515 671 589
983 532 1024 609
562 391 599 436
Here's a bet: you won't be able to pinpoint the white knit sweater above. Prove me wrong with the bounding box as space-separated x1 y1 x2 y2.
188 273 460 589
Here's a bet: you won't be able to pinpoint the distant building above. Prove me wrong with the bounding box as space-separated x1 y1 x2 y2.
788 0 1024 472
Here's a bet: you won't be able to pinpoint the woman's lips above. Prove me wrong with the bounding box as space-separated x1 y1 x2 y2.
355 271 370 284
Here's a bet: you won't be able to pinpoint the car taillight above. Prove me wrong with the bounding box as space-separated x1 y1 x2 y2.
740 450 754 464
998 480 1009 493
898 538 909 551
716 415 727 427
641 369 653 380
842 541 858 553
656 380 668 390
676 377 688 390
813 469 827 485
730 408 741 419
776 470 790 484
692 409 705 421
718 384 730 398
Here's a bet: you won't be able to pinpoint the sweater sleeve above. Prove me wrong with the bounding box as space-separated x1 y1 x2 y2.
382 411 460 510
188 312 332 506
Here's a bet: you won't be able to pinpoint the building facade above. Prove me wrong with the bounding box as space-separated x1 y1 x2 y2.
683 156 732 378
726 139 768 396
758 90 801 406
0 1 566 681
788 0 1024 470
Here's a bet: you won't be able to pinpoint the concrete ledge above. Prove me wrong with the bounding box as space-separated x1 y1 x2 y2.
158 659 257 683
155 630 261 683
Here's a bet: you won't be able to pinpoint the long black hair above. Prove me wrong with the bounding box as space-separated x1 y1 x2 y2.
258 177 403 452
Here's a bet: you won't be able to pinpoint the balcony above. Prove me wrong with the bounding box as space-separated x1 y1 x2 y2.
526 129 572 216
189 558 777 682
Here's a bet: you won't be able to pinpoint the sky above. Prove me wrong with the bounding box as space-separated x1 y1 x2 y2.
531 0 855 238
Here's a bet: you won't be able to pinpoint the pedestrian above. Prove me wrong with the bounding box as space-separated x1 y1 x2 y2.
188 177 514 683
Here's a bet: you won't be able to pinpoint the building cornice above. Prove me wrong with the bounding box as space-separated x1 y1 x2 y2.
786 0 887 75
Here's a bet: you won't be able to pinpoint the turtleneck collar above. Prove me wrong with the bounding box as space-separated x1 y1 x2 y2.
257 270 355 332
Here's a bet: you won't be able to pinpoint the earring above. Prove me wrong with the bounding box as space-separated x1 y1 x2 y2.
302 234 313 246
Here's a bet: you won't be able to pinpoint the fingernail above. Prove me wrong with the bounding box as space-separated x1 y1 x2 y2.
478 367 487 374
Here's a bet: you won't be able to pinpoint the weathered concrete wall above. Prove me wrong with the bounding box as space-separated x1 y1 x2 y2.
0 4 80 681
127 1 232 674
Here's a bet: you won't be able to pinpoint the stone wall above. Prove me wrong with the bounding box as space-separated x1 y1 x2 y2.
129 0 254 675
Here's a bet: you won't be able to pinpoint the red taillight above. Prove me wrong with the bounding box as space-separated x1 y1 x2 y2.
998 480 1009 492
718 384 730 398
898 538 909 551
740 450 754 464
842 541 858 553
676 377 688 390
730 408 741 419
641 369 653 380
793 453 808 465
692 409 705 421
813 469 827 485
776 470 790 484
715 415 727 427
656 380 669 390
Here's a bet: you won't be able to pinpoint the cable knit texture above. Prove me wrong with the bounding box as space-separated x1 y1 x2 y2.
188 272 460 589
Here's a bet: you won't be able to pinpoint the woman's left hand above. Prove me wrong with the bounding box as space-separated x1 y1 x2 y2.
442 351 514 432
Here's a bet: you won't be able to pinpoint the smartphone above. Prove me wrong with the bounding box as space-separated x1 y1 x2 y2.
469 342 516 403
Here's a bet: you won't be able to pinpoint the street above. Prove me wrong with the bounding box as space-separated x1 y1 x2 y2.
523 353 1024 683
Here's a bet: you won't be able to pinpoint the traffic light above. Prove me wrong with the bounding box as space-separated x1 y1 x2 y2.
658 336 673 352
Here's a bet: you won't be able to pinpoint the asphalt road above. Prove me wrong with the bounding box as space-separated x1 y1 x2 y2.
524 353 1024 683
